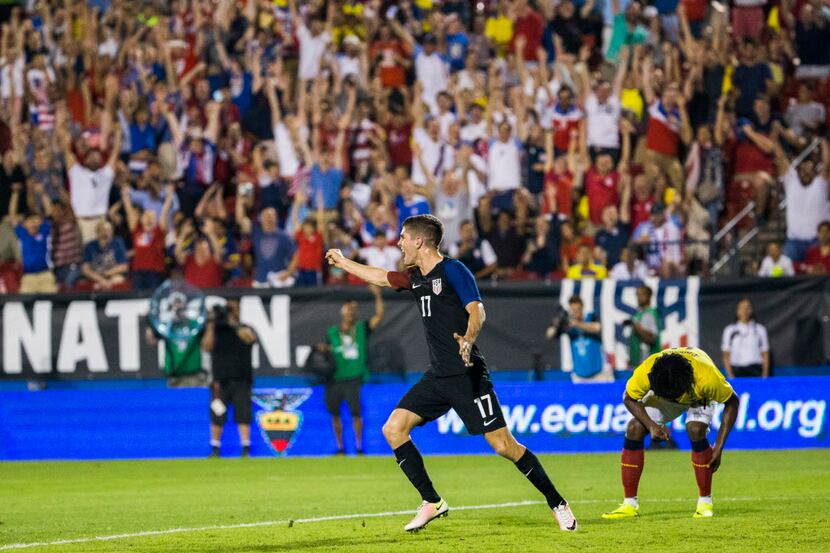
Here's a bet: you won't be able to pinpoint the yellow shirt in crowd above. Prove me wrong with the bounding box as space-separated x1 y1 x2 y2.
566 263 608 280
626 347 735 406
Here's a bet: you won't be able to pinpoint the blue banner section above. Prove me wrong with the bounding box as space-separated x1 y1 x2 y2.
0 377 827 460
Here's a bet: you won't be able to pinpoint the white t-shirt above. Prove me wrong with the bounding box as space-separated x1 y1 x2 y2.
273 123 303 178
296 26 331 80
412 128 449 186
783 168 830 240
610 260 649 280
1 55 24 99
434 185 471 248
415 51 449 110
460 119 487 143
438 111 456 141
359 245 402 271
585 93 621 149
757 255 795 277
463 155 488 205
459 119 487 142
722 321 769 366
337 53 361 82
68 164 115 218
487 137 522 192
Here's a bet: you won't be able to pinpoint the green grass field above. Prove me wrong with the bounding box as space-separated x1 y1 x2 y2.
1 450 829 552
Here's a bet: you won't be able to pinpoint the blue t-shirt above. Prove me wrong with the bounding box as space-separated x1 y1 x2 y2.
567 312 604 377
310 165 344 210
15 222 52 274
595 223 629 267
129 123 156 154
652 0 679 15
732 63 772 117
83 237 128 272
130 189 180 229
221 235 241 280
445 33 469 72
252 226 295 283
395 194 431 230
229 72 253 117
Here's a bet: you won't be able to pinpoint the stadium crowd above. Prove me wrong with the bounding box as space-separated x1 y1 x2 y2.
1 0 829 294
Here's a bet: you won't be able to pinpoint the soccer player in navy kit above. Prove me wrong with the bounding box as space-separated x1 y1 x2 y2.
325 215 577 533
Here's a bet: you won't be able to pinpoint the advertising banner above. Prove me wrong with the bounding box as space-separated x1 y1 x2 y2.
0 277 827 380
0 377 826 460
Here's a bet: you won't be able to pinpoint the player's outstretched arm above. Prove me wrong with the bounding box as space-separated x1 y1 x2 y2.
623 393 670 441
325 249 392 287
709 393 740 472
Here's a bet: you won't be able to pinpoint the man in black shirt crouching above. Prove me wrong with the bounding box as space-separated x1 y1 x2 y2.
202 299 258 457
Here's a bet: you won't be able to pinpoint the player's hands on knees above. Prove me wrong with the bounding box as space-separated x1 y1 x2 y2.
453 333 474 367
325 249 345 267
648 423 670 442
708 447 723 472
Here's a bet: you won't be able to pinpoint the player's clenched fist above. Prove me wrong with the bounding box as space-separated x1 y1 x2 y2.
325 249 345 267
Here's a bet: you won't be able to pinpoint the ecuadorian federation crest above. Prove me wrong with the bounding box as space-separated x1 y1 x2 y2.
252 388 312 455
432 278 442 295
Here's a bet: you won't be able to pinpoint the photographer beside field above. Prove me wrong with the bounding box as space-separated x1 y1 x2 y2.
202 299 258 458
547 295 611 383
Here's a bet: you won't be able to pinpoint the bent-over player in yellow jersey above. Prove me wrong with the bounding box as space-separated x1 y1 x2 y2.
602 347 740 519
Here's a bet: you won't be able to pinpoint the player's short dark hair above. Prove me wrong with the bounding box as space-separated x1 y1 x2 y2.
637 284 653 299
648 353 694 401
402 214 443 249
818 220 830 233
568 295 583 306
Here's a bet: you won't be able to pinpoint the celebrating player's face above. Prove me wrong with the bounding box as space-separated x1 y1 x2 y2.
398 229 418 266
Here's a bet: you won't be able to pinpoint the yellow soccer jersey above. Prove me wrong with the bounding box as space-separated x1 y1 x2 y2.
626 347 735 406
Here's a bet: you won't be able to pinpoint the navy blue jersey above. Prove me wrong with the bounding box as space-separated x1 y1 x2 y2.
388 258 486 377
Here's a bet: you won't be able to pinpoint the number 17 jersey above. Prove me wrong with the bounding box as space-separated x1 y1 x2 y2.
387 258 487 377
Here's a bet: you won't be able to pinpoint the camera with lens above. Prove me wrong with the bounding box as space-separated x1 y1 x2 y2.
550 306 570 336
211 304 229 326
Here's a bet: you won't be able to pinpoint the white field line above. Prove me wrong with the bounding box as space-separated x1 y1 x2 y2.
0 496 826 551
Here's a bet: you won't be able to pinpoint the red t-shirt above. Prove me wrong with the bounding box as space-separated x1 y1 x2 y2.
132 226 166 273
371 40 408 87
585 169 620 225
543 170 573 217
682 0 707 21
561 236 595 267
386 122 413 168
804 245 830 273
646 102 680 157
294 230 324 271
631 195 656 231
184 256 223 289
510 9 544 61
728 137 775 175
318 123 349 173
550 105 583 152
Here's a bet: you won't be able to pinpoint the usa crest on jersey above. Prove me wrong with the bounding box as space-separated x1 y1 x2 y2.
432 278 442 295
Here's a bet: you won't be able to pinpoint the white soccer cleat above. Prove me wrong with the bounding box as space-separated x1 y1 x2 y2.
404 499 449 532
552 503 578 531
